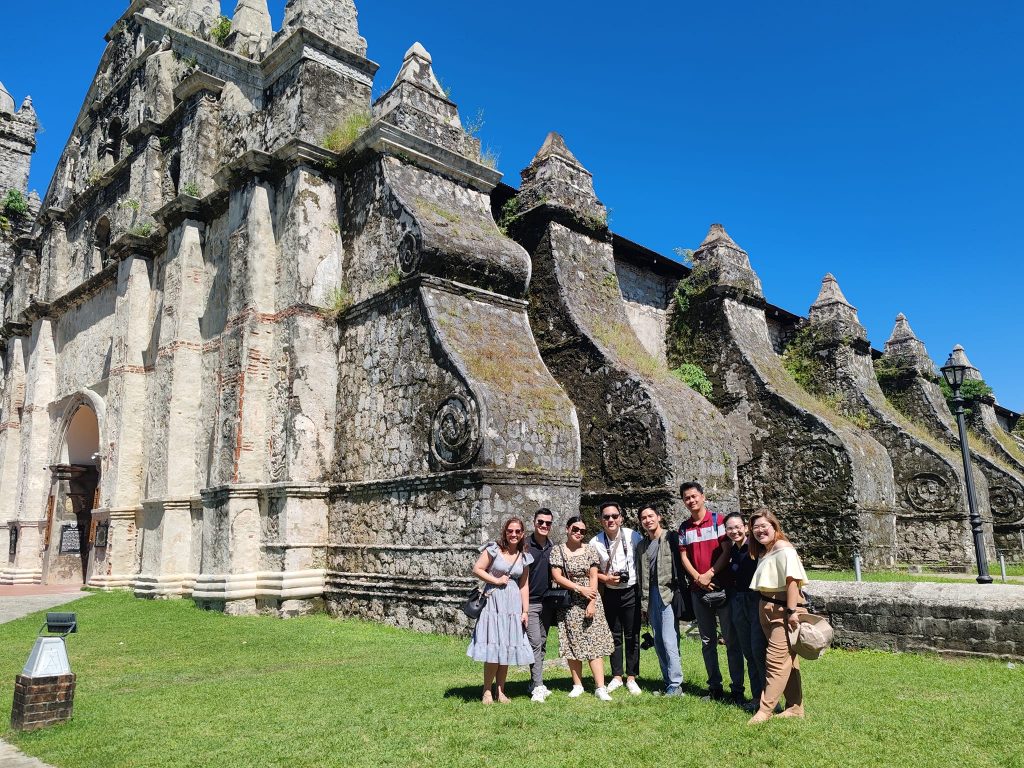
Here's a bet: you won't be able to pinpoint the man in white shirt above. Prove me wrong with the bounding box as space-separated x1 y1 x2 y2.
591 501 644 695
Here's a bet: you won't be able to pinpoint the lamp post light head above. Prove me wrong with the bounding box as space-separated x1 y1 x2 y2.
941 349 967 391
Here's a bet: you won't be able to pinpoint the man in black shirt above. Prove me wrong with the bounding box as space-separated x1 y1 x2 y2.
526 508 556 702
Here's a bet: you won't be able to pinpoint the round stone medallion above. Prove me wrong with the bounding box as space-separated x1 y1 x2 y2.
430 393 480 469
905 472 957 513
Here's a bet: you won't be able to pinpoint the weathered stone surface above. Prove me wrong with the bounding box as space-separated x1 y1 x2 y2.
802 275 988 566
878 325 1024 561
1 1 1022 632
668 226 896 565
805 579 1024 660
506 133 738 526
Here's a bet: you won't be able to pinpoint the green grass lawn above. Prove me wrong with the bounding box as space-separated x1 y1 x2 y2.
1 592 1021 768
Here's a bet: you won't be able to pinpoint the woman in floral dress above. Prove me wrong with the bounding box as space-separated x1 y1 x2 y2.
550 516 615 701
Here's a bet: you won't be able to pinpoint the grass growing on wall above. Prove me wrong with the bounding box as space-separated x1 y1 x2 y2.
1 592 1022 768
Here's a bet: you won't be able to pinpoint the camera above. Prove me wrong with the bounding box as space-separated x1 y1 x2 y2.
640 631 656 650
614 569 630 585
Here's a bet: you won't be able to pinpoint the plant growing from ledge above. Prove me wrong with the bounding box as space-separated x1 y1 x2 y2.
326 286 353 318
120 197 141 212
2 189 30 219
128 221 154 238
322 112 372 153
671 363 713 398
210 16 232 48
182 181 202 198
479 146 499 169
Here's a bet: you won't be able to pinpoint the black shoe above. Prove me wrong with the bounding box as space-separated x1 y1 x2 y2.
731 691 747 706
701 688 726 702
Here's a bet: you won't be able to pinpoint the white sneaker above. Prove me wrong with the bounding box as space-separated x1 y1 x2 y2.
531 688 547 703
625 679 642 696
537 685 552 699
606 678 624 692
568 685 585 698
595 686 613 702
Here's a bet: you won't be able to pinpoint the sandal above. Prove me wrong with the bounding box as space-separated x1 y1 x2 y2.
481 690 493 705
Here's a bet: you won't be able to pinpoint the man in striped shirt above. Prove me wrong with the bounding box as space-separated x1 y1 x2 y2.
678 481 745 703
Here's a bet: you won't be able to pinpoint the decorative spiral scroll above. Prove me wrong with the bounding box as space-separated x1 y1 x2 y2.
989 485 1024 524
604 416 651 473
905 472 957 513
430 393 481 469
397 231 421 275
789 445 842 491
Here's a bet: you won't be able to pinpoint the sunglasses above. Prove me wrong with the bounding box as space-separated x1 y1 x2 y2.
507 529 523 535
535 520 553 528
569 526 587 535
602 514 620 521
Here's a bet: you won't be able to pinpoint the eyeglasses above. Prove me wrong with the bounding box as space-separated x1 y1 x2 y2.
602 514 620 521
569 526 586 535
535 520 553 528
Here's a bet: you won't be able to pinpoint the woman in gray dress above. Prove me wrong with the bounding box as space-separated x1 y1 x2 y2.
466 517 535 703
550 516 615 701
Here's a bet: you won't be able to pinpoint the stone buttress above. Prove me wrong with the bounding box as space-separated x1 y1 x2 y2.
503 132 738 524
801 275 989 566
325 46 580 633
877 327 1024 561
667 225 896 565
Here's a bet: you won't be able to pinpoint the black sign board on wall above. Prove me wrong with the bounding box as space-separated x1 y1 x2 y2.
7 527 16 556
58 524 81 555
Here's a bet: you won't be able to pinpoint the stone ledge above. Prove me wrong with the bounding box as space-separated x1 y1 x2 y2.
804 579 1024 660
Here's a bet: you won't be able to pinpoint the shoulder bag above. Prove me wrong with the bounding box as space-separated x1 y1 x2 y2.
667 530 695 621
461 548 522 619
542 545 573 610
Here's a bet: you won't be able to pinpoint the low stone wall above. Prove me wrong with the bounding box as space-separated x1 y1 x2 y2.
804 580 1024 661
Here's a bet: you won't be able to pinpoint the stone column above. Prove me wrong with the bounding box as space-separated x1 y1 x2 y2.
3 318 57 583
136 220 207 597
0 336 26 582
668 225 896 566
506 132 738 523
89 251 153 588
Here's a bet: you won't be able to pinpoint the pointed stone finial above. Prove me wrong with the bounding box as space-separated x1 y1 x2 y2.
0 81 14 115
698 223 746 254
533 131 581 165
230 0 273 58
391 42 446 98
808 273 865 342
882 312 932 373
18 95 36 120
518 132 605 223
811 273 855 313
375 43 482 159
689 223 763 298
168 0 220 37
280 0 367 56
947 344 983 381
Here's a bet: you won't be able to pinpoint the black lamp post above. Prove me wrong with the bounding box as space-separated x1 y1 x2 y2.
940 350 992 584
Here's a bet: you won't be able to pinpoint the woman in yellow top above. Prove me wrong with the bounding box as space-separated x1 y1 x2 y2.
747 508 808 724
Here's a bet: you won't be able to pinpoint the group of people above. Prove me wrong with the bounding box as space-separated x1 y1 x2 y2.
465 482 809 724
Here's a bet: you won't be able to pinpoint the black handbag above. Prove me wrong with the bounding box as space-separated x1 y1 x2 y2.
543 588 572 610
461 548 521 619
461 586 490 619
700 589 729 609
543 545 573 609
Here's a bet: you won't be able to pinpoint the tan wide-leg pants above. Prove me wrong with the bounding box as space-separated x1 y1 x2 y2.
757 600 804 716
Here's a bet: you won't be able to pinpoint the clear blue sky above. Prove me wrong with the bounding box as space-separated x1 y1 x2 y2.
3 1 1022 410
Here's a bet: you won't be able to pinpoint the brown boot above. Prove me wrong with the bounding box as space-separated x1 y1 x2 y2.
777 705 804 718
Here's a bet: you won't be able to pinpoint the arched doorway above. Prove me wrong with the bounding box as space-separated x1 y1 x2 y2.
44 405 101 585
